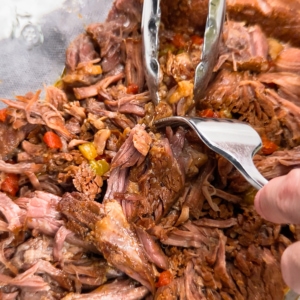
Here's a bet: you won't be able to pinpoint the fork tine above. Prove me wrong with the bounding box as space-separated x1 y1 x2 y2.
142 0 161 105
193 0 226 103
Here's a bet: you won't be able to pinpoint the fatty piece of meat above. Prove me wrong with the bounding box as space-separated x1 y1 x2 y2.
62 279 149 300
11 236 53 271
58 193 156 292
275 47 300 74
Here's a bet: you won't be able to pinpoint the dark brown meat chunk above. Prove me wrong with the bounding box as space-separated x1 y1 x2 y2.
0 122 26 160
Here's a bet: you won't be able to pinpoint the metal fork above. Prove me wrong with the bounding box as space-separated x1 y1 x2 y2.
155 116 268 190
141 0 226 105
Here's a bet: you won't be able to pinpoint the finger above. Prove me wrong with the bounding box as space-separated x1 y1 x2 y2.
281 241 300 294
254 169 300 224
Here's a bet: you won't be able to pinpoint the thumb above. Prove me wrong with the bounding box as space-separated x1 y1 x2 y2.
254 169 300 224
281 241 300 294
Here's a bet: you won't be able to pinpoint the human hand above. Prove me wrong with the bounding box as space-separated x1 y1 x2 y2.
254 169 300 294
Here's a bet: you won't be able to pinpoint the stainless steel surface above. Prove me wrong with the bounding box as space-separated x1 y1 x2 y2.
141 0 161 105
193 0 226 101
142 0 226 105
0 0 113 103
155 116 268 190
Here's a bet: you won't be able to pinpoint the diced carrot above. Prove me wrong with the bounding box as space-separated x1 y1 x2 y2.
0 109 7 122
191 34 203 45
198 109 219 118
156 270 173 288
1 174 19 197
262 137 278 155
43 131 63 149
127 83 139 94
172 33 186 49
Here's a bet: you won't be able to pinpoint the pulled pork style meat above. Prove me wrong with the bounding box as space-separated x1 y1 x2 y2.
0 0 299 298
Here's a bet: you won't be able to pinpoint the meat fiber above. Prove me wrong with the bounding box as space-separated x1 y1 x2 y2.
58 193 156 292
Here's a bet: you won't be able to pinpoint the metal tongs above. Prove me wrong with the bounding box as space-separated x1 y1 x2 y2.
142 0 226 104
142 0 269 190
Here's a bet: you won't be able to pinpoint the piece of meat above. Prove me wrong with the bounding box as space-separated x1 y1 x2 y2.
58 193 156 292
11 236 53 271
104 167 128 200
0 263 49 292
264 89 300 147
258 72 300 106
53 226 73 264
154 278 185 300
201 69 282 145
45 86 68 111
111 124 152 169
214 232 237 290
129 133 185 221
86 98 135 129
193 218 237 228
227 0 300 47
0 122 27 160
184 260 207 299
184 159 215 218
275 47 300 74
0 193 23 232
160 0 208 29
165 52 194 82
62 279 149 300
15 191 63 236
73 72 124 99
135 226 169 270
72 161 103 201
1 96 73 141
124 38 145 92
216 21 269 72
65 34 99 72
254 146 300 179
104 92 150 117
63 257 123 288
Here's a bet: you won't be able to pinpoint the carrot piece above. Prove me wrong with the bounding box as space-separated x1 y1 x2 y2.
127 83 139 94
43 132 63 149
172 33 186 49
198 109 219 118
262 137 278 155
156 270 173 287
0 109 7 122
1 174 19 197
191 34 203 45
